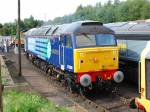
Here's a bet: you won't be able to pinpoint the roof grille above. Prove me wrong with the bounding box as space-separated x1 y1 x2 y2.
82 22 103 26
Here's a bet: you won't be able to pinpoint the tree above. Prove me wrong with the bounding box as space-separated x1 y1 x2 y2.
48 0 150 24
0 16 43 36
0 23 2 29
140 2 150 19
0 23 3 35
114 0 120 5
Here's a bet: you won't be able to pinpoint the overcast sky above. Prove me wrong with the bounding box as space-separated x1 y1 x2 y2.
0 0 124 24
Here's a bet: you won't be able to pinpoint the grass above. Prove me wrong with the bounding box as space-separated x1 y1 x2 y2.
2 78 8 86
3 90 70 112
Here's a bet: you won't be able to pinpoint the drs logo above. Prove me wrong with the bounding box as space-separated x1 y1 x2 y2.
27 37 51 59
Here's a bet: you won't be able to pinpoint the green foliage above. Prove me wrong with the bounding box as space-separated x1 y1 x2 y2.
3 90 70 112
24 16 43 29
50 0 150 24
0 15 43 36
0 23 2 29
0 22 15 36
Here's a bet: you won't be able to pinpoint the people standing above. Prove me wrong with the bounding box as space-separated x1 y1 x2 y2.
6 39 9 52
4 40 7 53
1 39 4 53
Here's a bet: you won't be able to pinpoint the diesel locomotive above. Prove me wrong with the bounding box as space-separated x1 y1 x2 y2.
25 21 124 93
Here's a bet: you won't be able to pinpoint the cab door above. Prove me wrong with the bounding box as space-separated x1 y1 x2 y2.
146 59 150 100
64 35 73 72
59 34 74 71
59 35 65 70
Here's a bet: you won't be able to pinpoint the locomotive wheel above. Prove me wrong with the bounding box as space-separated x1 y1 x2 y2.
67 79 75 93
67 85 74 93
79 87 87 96
40 62 45 70
56 74 62 82
47 68 52 76
104 81 113 92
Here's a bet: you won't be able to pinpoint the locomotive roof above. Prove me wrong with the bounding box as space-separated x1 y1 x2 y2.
53 21 114 35
26 21 114 36
26 25 52 36
105 21 150 40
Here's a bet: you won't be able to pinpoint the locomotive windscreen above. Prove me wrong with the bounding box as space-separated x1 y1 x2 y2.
76 34 116 48
146 59 150 100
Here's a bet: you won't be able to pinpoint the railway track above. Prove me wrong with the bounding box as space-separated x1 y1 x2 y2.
30 59 138 112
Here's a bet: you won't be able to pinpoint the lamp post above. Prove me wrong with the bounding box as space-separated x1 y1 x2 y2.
17 0 22 76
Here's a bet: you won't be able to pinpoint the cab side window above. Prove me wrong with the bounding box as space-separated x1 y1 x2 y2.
65 35 72 48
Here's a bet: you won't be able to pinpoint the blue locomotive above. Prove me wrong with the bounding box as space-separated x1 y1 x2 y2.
25 21 124 93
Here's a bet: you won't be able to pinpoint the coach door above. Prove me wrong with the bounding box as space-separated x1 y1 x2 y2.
146 59 150 100
59 35 65 70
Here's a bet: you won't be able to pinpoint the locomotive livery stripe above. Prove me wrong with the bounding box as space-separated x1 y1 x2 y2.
34 50 47 57
35 49 47 54
27 37 51 59
36 41 48 44
35 45 47 49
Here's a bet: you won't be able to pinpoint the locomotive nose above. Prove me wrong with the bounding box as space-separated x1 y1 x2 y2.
80 74 92 87
113 71 124 83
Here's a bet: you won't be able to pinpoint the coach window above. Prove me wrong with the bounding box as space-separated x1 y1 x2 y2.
65 35 72 48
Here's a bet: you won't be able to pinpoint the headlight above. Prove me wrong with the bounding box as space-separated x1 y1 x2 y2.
80 74 91 87
113 71 124 83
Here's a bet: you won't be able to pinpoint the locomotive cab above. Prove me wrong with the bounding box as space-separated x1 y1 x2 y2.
72 22 124 88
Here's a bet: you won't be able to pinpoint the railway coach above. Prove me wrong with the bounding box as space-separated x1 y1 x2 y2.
25 21 124 94
130 42 150 112
135 41 150 112
105 21 150 84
